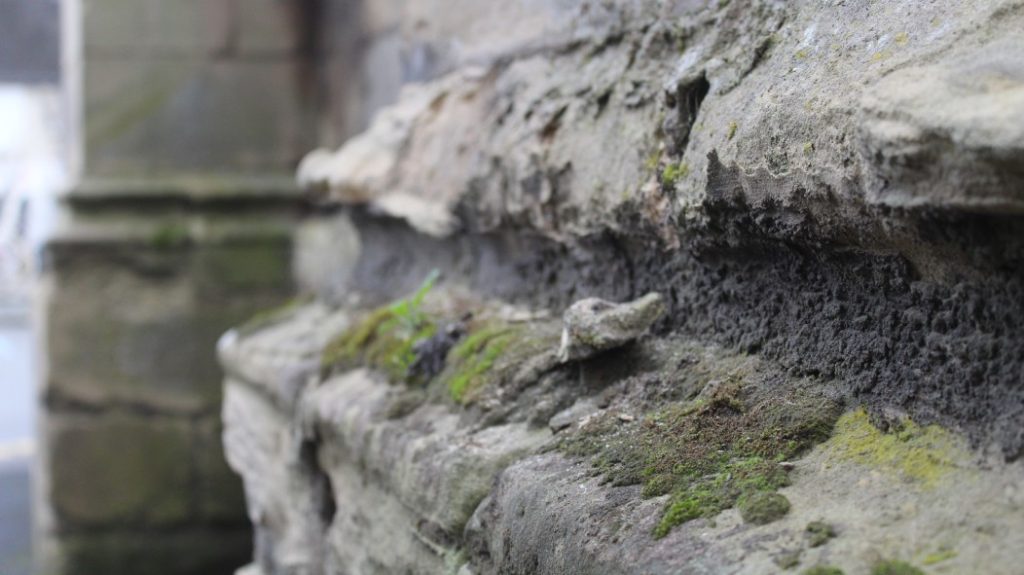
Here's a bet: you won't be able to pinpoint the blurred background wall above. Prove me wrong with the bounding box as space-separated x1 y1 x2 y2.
32 1 412 573
0 0 474 571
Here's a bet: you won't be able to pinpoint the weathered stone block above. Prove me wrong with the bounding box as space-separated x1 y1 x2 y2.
83 58 313 177
81 0 148 51
235 0 301 55
53 528 251 575
83 0 257 56
46 233 294 414
47 414 192 527
46 250 219 413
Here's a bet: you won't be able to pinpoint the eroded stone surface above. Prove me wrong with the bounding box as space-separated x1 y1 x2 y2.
226 1 1024 574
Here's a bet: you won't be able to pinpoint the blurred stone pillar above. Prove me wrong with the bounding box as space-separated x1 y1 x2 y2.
37 1 328 573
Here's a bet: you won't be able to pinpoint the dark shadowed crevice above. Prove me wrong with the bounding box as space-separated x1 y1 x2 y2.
663 73 711 157
344 208 1024 460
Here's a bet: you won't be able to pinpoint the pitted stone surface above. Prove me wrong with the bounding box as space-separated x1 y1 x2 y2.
226 1 1024 574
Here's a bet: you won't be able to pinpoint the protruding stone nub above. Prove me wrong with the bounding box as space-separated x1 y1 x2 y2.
557 292 666 363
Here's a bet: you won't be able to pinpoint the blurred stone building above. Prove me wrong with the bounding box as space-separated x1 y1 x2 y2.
37 1 414 573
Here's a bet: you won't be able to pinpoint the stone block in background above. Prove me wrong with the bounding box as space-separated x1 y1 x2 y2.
82 0 291 56
81 0 148 53
53 529 251 575
46 234 294 414
39 186 302 575
194 417 249 524
47 414 193 527
235 0 302 55
83 58 314 177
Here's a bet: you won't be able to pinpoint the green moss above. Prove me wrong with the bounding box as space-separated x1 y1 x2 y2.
727 121 738 141
922 548 957 566
739 491 790 524
149 223 189 250
444 324 518 404
795 48 810 60
871 560 924 575
645 151 662 172
803 567 844 575
661 162 690 187
826 408 965 488
558 368 841 539
805 521 836 547
321 272 440 381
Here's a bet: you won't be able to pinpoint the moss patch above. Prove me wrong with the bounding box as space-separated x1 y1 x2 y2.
805 520 836 547
871 560 924 575
321 306 437 381
321 272 440 381
661 162 690 187
443 324 519 404
558 370 841 538
739 491 791 524
826 408 965 488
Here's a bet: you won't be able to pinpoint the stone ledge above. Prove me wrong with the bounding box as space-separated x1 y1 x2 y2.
67 174 304 207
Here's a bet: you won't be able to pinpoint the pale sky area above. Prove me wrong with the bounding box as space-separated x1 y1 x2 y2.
0 84 65 453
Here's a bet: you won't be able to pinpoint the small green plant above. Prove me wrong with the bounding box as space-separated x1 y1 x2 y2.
661 162 690 187
385 269 439 334
321 270 441 380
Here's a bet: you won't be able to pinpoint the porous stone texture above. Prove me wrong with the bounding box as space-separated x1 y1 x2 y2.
224 0 1024 574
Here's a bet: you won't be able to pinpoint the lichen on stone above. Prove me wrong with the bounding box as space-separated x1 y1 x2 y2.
826 408 966 488
660 162 690 187
443 323 519 404
738 491 791 524
805 520 836 547
557 362 842 538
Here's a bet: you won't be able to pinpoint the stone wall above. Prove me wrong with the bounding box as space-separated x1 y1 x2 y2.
37 1 403 573
222 1 1024 574
37 187 300 574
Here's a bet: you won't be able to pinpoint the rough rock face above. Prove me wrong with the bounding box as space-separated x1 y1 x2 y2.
223 1 1024 574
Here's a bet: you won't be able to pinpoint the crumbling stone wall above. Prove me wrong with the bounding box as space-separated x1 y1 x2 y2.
222 1 1024 574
